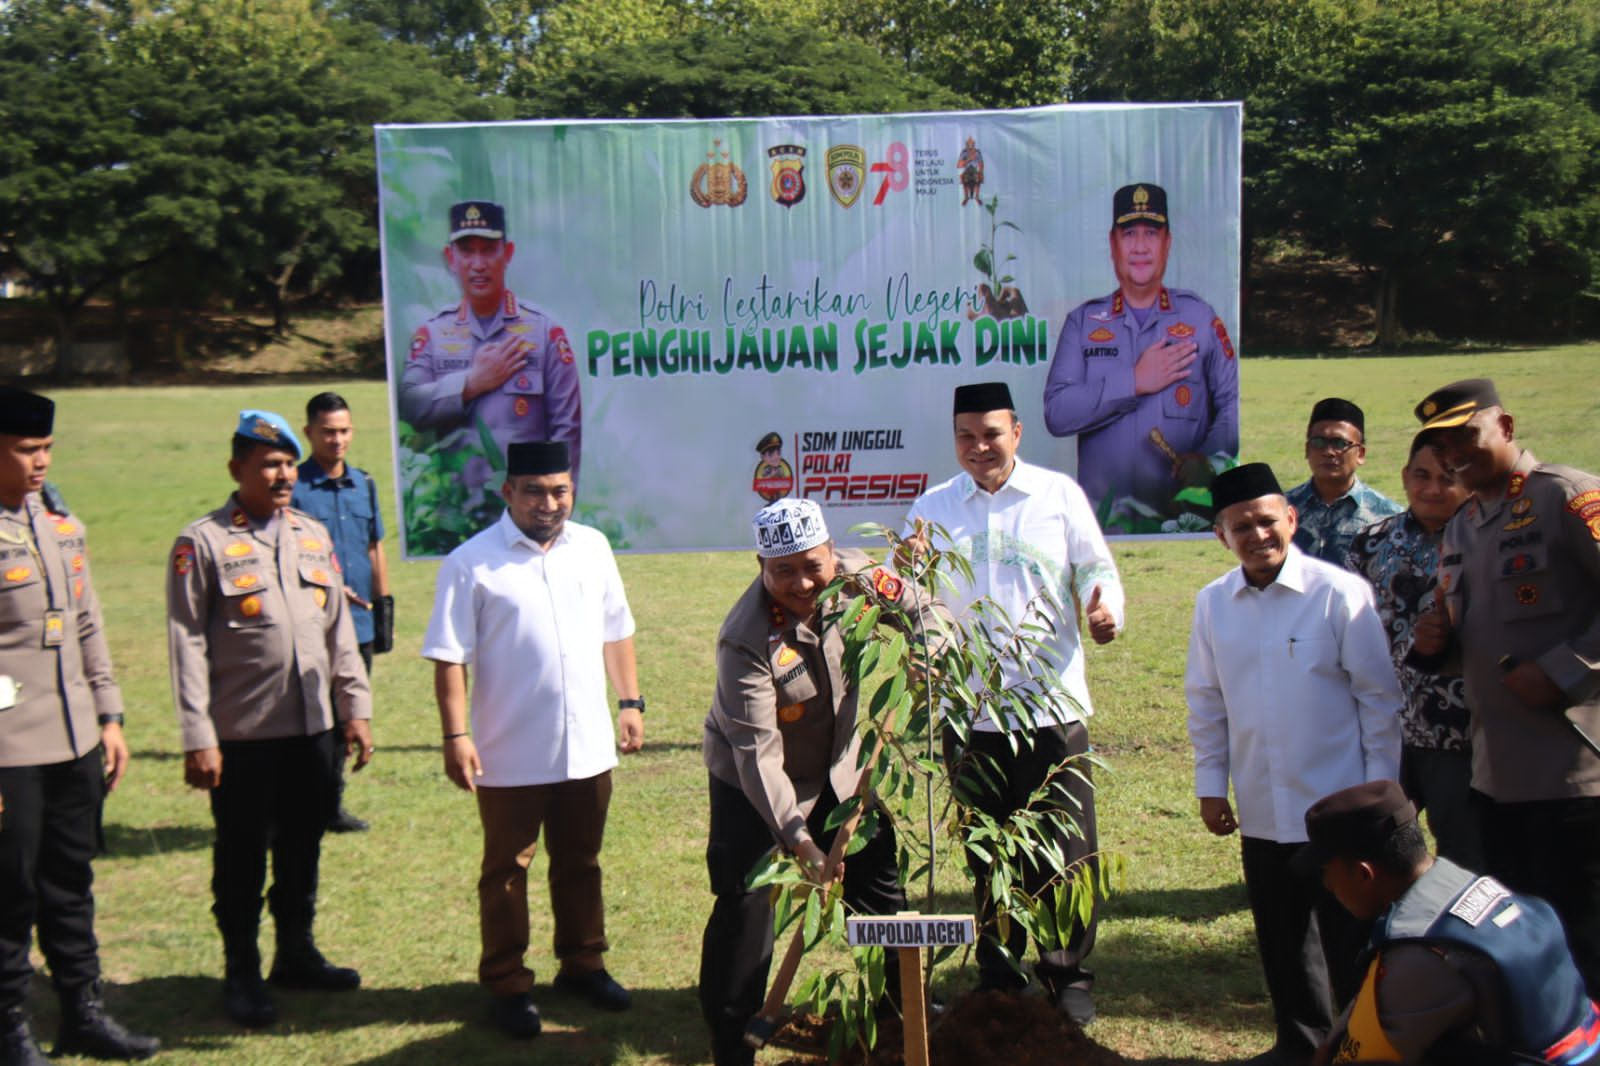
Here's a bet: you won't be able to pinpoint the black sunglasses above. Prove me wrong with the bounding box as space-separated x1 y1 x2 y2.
1306 435 1360 453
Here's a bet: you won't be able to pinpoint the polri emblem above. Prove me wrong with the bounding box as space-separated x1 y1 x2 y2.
225 542 253 558
1175 385 1192 407
768 145 806 208
4 567 30 583
514 398 530 417
691 139 748 208
826 145 867 208
1167 323 1196 339
1087 327 1115 342
871 567 903 601
55 521 76 535
233 574 260 590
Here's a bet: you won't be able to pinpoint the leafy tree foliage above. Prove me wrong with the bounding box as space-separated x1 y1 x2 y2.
518 21 971 119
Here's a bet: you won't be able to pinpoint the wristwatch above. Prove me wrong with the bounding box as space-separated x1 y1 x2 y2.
618 698 646 715
98 713 125 726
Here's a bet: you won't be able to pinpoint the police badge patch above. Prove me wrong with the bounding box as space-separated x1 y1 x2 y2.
826 145 866 208
768 145 806 208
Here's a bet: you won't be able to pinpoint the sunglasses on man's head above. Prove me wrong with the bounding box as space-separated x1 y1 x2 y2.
1306 435 1360 453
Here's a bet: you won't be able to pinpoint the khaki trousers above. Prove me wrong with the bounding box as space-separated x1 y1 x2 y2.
475 770 612 996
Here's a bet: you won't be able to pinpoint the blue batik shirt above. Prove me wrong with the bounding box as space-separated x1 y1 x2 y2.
292 459 385 644
1287 477 1402 568
1345 510 1470 752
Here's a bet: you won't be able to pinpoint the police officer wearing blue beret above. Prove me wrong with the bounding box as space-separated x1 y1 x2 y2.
398 201 583 496
1044 183 1240 523
166 412 373 1029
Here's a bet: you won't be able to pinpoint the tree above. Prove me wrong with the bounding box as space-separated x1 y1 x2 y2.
517 21 971 119
1259 1 1600 344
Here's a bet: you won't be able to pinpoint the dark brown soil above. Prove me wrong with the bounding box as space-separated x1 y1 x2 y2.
770 989 1128 1066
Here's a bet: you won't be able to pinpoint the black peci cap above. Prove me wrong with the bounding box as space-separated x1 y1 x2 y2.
1309 398 1365 434
953 382 1014 415
507 441 570 477
0 387 54 438
1210 462 1283 515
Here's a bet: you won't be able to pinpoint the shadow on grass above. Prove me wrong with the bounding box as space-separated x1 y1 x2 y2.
85 975 710 1066
1105 882 1249 922
102 822 212 856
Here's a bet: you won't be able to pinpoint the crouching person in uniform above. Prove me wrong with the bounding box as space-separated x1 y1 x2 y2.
165 411 373 1029
0 388 157 1064
698 498 944 1066
1298 780 1600 1065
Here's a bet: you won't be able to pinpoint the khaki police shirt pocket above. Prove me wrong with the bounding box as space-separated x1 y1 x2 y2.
0 550 44 626
219 568 274 629
1497 544 1561 620
501 332 546 397
772 643 819 712
297 557 337 619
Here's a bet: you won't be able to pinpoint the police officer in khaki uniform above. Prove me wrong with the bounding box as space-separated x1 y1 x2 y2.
698 498 943 1066
1410 379 1600 994
0 388 157 1065
398 201 583 492
166 411 373 1029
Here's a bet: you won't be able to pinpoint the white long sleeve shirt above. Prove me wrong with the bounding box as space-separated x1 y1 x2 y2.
907 459 1124 731
1185 545 1403 843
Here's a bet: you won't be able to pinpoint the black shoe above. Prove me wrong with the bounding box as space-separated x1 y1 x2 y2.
488 992 542 1039
1053 984 1096 1026
327 809 369 833
0 1007 47 1066
553 968 632 1011
269 945 360 990
55 982 160 1061
222 974 278 1029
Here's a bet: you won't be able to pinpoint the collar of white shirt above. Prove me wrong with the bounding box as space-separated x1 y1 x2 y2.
1224 543 1309 599
959 458 1044 502
497 510 571 554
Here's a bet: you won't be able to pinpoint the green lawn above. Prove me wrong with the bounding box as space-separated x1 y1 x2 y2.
25 343 1600 1064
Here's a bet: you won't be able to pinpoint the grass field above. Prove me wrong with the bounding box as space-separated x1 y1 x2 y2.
22 343 1600 1064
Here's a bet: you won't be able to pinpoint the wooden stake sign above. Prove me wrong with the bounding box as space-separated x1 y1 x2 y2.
845 913 975 1066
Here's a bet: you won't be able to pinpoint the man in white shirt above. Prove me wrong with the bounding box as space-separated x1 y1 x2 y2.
1185 462 1403 1066
423 440 644 1039
905 381 1122 1025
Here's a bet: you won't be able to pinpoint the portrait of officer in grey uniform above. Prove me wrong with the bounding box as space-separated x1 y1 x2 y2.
398 200 583 494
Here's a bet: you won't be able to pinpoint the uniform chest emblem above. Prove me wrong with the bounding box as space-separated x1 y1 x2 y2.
1503 553 1535 576
1087 327 1115 342
1089 310 1113 323
1516 583 1539 605
778 703 805 724
1503 515 1537 533
1511 498 1532 517
300 537 322 552
776 645 799 667
54 521 76 536
4 566 30 583
515 375 531 390
232 574 260 590
314 588 327 608
514 398 530 417
71 555 84 573
1166 322 1195 339
1175 385 1193 407
240 595 263 617
224 542 253 558
311 569 330 584
73 579 84 600
871 567 903 601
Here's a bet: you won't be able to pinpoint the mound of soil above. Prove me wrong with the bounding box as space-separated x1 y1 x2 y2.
770 989 1127 1066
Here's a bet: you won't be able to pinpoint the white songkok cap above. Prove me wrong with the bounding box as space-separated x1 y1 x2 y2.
752 498 830 558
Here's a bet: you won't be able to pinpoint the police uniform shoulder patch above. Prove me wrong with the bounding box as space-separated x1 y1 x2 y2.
1212 316 1235 359
551 326 575 365
1566 489 1600 533
173 543 195 576
1449 877 1511 927
410 325 430 361
871 566 904 601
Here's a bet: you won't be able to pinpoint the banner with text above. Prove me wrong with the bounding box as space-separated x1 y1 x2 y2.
377 103 1242 556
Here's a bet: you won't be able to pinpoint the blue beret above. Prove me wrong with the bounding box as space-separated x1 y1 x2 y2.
234 409 302 459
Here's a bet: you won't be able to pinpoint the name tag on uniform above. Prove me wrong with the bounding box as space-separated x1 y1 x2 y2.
0 674 18 709
42 609 65 648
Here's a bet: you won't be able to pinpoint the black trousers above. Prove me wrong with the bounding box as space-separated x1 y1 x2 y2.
946 721 1098 991
209 731 339 966
1480 794 1600 996
0 747 105 1010
698 774 905 1066
326 643 372 819
1399 745 1483 871
1240 835 1367 1063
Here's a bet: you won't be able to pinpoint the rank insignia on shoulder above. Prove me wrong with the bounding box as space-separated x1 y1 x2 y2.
224 542 253 558
230 510 247 528
4 566 30 583
233 574 260 590
871 567 904 601
1507 473 1526 499
1166 322 1195 339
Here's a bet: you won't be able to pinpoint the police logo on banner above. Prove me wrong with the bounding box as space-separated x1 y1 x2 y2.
691 139 748 208
768 145 806 208
826 145 866 208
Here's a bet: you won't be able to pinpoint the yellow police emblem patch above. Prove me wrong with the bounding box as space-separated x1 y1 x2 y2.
240 595 262 618
311 569 330 584
55 521 76 536
224 542 253 557
4 566 29 583
300 538 322 552
232 574 260 590
1087 327 1115 342
314 588 327 608
776 646 799 667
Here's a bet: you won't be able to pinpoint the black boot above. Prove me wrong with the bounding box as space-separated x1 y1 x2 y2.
221 938 276 1029
54 981 160 1060
268 927 359 991
0 1007 47 1066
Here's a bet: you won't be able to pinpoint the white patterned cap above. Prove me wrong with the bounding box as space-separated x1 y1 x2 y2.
752 498 830 558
